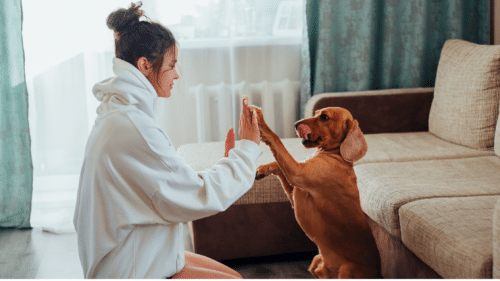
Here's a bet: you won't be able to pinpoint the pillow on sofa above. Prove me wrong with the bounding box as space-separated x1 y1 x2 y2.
429 39 500 150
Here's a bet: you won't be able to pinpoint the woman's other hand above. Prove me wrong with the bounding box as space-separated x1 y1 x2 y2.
224 127 235 157
238 96 260 145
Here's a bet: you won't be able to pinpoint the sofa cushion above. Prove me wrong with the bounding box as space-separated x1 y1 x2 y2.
400 195 499 279
360 132 495 165
428 39 500 150
355 156 500 238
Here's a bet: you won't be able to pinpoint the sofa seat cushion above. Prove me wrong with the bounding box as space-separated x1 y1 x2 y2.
399 195 499 279
428 39 500 150
355 156 500 238
359 132 495 165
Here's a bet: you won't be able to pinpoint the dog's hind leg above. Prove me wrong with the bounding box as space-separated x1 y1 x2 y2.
309 254 338 278
256 161 294 207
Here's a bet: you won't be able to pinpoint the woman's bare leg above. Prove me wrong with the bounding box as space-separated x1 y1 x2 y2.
172 252 242 279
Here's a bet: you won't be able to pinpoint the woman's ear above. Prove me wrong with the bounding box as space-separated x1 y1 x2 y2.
340 119 368 163
136 57 153 77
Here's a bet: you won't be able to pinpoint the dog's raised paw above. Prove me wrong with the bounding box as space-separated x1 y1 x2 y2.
255 172 266 180
255 164 271 180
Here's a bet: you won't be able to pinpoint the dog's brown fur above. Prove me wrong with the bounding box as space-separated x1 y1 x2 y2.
251 106 381 279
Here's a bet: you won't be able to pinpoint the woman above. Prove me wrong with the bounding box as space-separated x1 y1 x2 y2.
73 2 261 279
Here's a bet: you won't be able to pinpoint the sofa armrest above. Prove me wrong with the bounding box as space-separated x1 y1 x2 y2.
493 198 500 278
304 88 434 134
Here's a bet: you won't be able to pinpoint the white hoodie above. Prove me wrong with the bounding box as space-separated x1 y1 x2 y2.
73 58 262 279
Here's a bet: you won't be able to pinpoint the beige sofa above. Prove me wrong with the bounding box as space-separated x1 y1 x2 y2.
177 39 500 278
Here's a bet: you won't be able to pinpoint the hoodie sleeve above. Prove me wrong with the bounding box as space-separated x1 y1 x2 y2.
125 113 262 224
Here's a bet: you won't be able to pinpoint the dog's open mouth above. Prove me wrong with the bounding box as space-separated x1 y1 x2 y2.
296 124 320 146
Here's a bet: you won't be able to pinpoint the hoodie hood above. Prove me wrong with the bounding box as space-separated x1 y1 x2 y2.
93 57 158 119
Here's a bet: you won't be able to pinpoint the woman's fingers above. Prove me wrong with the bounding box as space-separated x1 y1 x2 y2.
238 96 260 145
239 96 249 129
224 127 235 157
241 96 250 123
251 110 258 130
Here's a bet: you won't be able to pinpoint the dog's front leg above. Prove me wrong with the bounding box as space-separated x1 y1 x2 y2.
249 106 306 186
256 162 295 208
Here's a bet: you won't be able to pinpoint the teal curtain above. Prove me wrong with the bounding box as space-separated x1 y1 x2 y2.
0 0 33 228
300 0 490 117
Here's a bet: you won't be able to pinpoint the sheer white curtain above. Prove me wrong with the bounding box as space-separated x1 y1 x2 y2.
23 0 304 233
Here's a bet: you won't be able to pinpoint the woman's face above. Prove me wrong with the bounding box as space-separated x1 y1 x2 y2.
149 45 179 98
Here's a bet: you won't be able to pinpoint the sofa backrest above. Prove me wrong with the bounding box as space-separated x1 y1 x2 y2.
428 39 500 151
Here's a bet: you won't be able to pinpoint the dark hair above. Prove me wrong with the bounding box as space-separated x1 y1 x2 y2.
106 2 176 79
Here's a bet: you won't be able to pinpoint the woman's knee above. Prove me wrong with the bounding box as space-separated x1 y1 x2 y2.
172 266 242 279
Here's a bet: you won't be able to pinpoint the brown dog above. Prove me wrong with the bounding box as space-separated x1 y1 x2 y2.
252 106 381 278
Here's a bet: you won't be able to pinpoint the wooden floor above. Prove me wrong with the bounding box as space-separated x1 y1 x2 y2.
0 226 314 279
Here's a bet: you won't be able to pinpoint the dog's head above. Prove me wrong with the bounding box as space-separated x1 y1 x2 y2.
294 107 367 163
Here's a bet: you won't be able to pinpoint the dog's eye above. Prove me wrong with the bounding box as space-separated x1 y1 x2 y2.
320 114 329 121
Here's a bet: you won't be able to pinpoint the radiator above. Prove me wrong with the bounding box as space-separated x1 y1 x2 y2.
190 79 300 143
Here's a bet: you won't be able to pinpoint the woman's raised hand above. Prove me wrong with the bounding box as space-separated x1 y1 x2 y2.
238 96 260 145
224 127 235 157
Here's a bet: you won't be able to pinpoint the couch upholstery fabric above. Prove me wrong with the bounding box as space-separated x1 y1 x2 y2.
428 39 500 150
496 108 500 156
360 132 495 165
305 88 434 134
400 196 499 279
367 216 441 278
189 202 317 261
355 156 500 238
493 199 500 278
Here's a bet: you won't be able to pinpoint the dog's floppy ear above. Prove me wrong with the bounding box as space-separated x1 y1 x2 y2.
340 119 367 163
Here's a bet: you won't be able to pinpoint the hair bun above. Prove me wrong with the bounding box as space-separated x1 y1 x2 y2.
107 2 145 33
